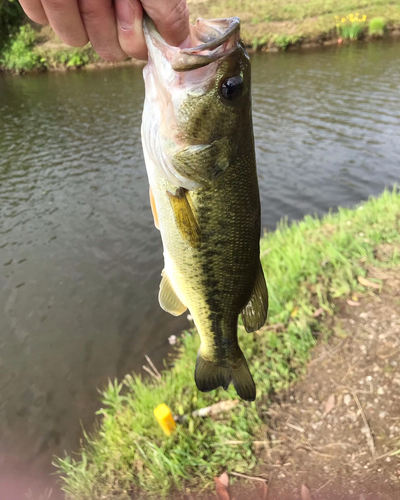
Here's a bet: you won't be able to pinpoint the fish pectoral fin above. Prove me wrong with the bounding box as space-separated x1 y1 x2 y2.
172 137 231 186
195 350 256 402
167 188 201 248
241 262 269 332
158 270 187 316
149 186 160 230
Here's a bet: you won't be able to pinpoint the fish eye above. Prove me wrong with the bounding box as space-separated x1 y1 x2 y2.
220 76 243 103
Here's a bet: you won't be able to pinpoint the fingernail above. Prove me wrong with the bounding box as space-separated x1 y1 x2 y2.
116 0 135 31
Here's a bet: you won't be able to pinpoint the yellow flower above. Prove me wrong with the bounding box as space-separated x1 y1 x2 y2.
341 17 346 23
334 15 339 20
362 15 367 21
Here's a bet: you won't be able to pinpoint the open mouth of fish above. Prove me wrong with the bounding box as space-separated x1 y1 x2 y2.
143 15 241 72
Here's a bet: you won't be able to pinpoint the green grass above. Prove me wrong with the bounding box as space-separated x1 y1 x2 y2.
369 16 387 36
55 188 400 499
38 45 101 68
0 24 42 72
336 13 367 40
338 21 365 39
273 34 300 49
189 0 400 49
0 24 100 73
0 0 24 51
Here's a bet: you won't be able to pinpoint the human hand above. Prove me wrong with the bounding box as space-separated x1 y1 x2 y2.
18 0 190 61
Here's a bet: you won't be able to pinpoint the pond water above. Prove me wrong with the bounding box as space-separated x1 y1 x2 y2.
0 40 399 498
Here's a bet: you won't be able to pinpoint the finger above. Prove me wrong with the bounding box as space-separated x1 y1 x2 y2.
142 0 190 47
42 0 88 46
78 0 127 62
115 0 147 60
19 0 49 25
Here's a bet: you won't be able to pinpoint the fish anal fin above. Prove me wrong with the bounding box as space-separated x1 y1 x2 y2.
149 186 160 230
241 262 268 333
167 188 201 248
158 270 187 316
195 350 256 402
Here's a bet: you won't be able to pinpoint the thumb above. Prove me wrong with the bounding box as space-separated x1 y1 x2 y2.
141 0 190 47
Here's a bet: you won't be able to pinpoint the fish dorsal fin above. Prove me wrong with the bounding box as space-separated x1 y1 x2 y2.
171 137 232 187
149 186 160 230
159 270 187 316
167 188 201 248
241 262 268 332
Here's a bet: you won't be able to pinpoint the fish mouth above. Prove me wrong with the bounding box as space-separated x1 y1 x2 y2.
143 15 241 71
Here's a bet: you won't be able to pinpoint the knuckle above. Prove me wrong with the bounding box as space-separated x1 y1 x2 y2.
78 0 113 23
164 0 189 31
78 0 103 22
43 0 66 12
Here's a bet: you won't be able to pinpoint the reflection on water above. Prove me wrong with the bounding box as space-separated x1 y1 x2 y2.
252 44 399 223
0 40 399 498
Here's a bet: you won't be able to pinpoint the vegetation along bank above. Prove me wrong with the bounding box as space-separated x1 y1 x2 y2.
55 188 400 499
1 0 400 72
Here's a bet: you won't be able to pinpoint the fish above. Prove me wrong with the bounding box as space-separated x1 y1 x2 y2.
141 15 268 401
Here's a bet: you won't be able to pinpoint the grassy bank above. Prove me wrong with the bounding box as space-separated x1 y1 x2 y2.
199 0 400 49
1 0 400 72
55 188 400 499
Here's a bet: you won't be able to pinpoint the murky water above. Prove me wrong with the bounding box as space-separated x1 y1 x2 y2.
1 40 399 498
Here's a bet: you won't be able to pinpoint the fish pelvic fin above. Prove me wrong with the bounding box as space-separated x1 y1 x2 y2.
159 269 187 316
167 188 201 248
241 261 268 333
195 351 256 402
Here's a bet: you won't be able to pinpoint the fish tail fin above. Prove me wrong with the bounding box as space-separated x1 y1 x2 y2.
231 352 256 402
195 354 231 392
195 351 256 402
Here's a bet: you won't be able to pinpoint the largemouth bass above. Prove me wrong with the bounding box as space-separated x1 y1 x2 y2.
141 15 268 401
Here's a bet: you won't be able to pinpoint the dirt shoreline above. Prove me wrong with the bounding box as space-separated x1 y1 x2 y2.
262 26 400 53
255 263 400 499
184 248 400 500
